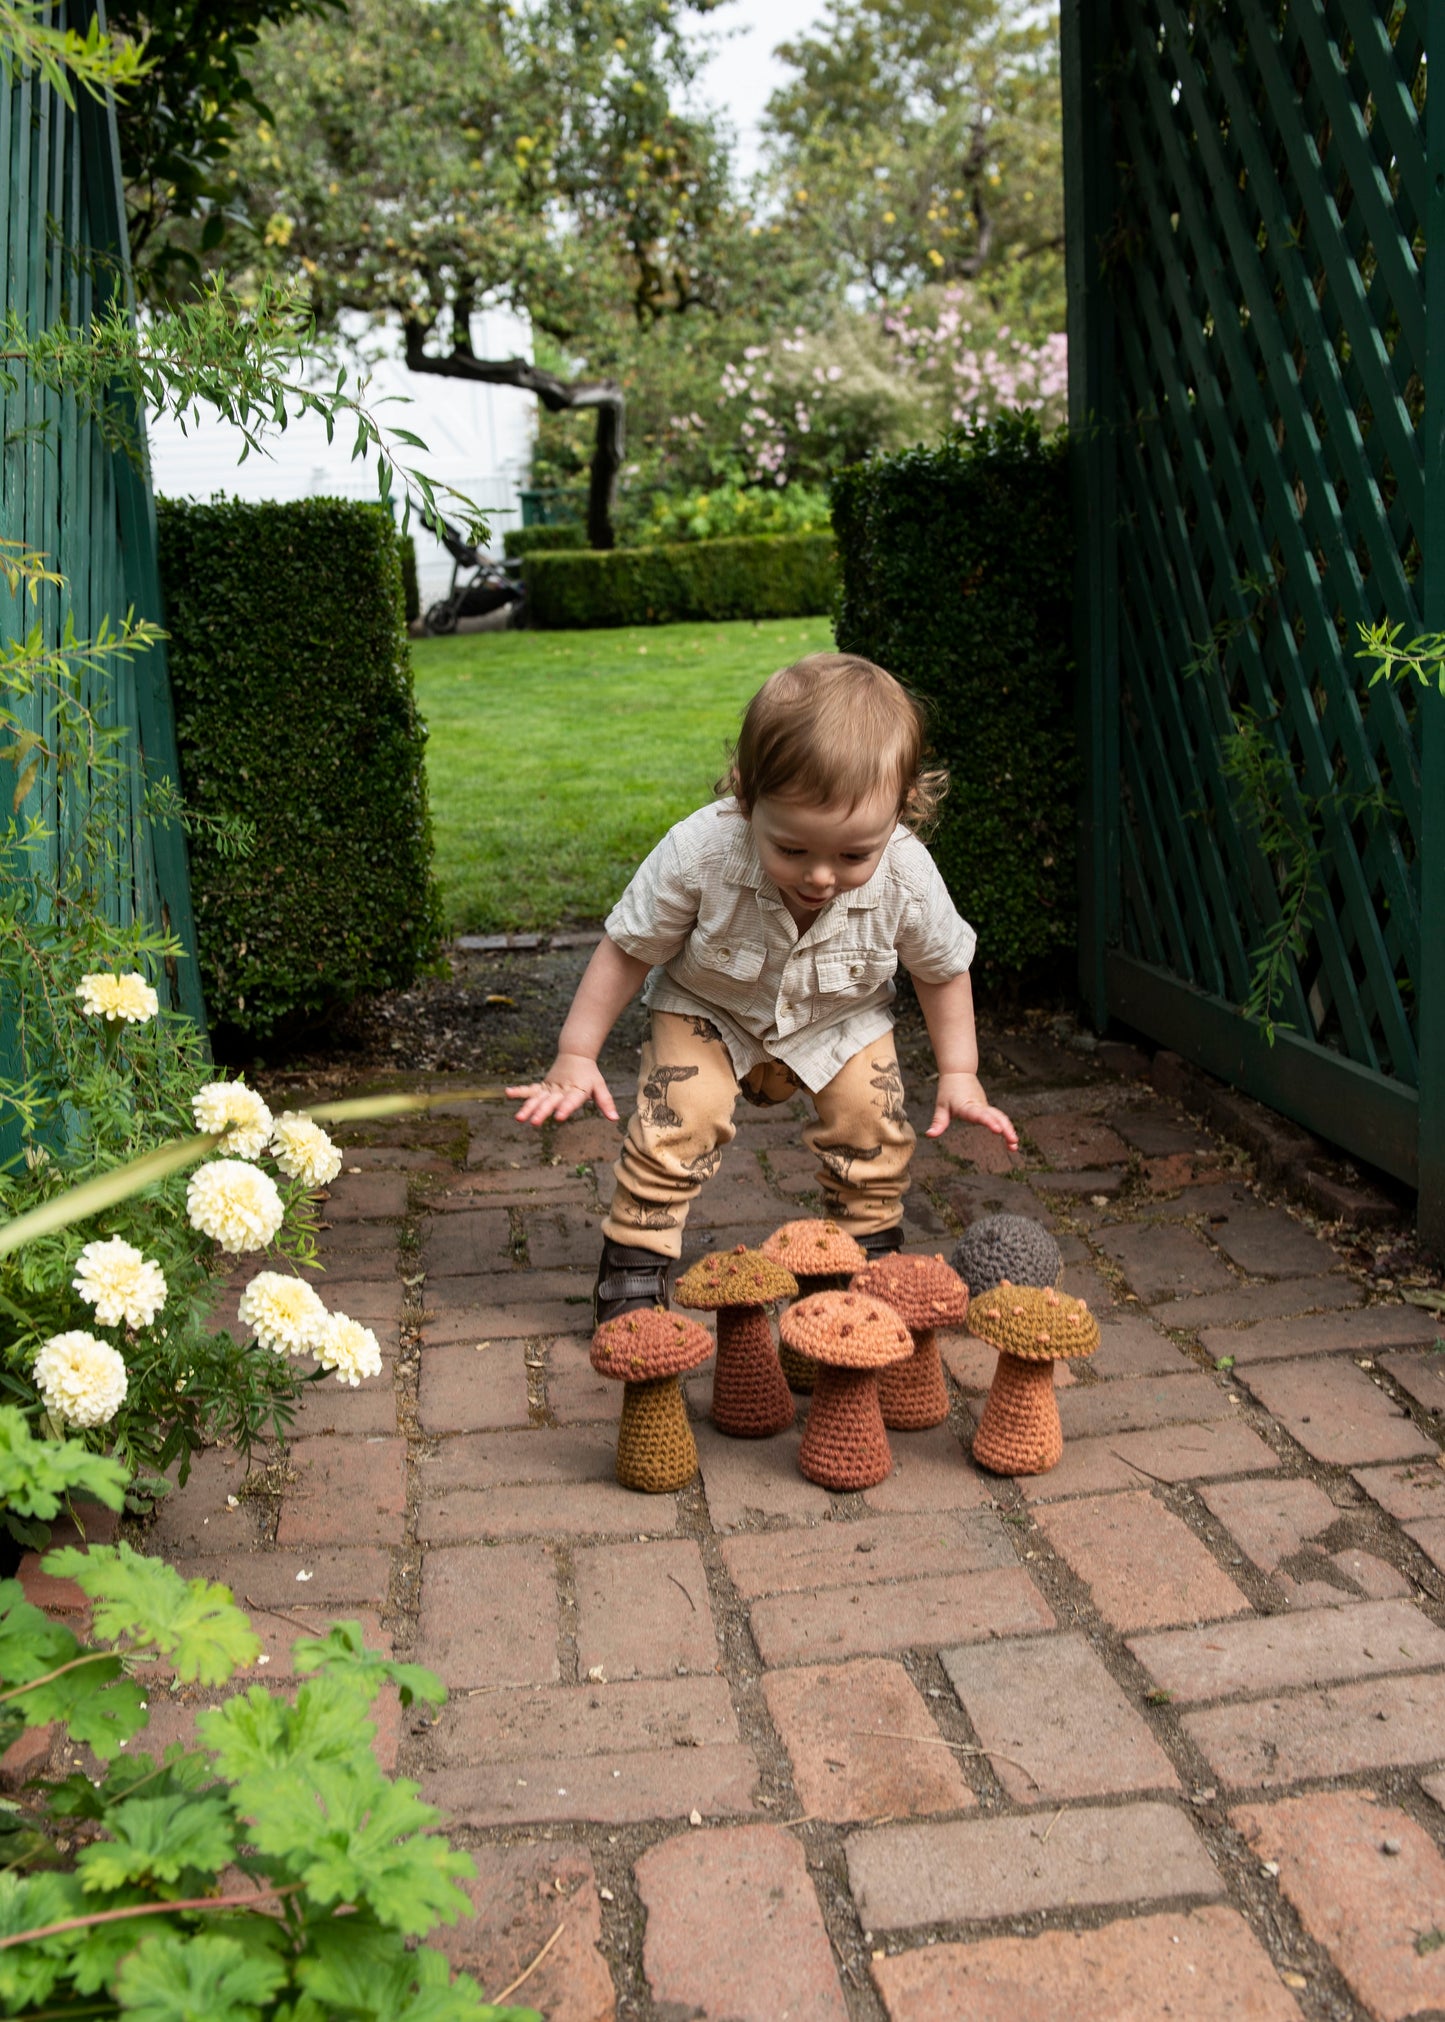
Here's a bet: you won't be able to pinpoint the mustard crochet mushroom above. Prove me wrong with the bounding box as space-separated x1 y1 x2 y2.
967 1280 1099 1475
760 1219 868 1393
676 1245 798 1438
591 1308 716 1492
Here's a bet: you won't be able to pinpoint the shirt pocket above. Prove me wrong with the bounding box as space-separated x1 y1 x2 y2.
679 930 767 996
814 947 898 1000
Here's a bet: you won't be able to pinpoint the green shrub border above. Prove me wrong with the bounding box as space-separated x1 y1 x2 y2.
157 496 444 1045
504 521 587 558
523 530 838 629
831 415 1077 976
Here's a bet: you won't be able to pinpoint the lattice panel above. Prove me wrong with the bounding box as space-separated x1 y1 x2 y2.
1102 0 1424 1082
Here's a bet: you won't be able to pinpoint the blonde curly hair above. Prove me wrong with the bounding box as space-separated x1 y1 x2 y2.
720 652 948 833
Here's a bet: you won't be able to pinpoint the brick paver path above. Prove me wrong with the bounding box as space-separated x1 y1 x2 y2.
28 1036 1445 2019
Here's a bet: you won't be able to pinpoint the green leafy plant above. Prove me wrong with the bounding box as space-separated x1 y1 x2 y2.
832 412 1077 975
156 496 445 1044
0 1413 534 2020
635 482 834 546
1356 620 1445 697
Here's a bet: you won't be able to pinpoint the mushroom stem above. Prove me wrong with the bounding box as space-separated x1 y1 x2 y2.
876 1326 949 1429
615 1376 697 1492
712 1305 795 1438
778 1342 819 1393
799 1364 894 1490
972 1351 1063 1476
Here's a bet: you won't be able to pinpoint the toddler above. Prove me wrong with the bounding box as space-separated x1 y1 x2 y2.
508 652 1018 1320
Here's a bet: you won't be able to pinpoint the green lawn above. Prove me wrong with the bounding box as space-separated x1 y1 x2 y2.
411 616 835 932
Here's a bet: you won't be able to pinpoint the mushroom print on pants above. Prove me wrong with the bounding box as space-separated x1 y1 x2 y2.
760 1218 869 1393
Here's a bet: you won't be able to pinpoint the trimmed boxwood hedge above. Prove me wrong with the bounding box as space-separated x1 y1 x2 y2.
503 521 586 559
523 530 837 628
157 496 444 1046
831 414 1077 976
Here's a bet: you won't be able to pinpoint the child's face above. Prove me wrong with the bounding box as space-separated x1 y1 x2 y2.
749 787 899 916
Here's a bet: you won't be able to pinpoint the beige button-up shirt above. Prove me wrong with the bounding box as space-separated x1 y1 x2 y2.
605 798 976 1092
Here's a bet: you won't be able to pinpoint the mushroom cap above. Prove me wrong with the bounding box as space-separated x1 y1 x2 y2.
591 1308 715 1381
951 1214 1062 1296
779 1289 914 1370
851 1251 969 1331
760 1218 868 1279
965 1280 1100 1362
675 1244 797 1311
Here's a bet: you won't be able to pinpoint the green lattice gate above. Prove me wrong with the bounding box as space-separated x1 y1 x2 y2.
1062 0 1445 1248
1 8 204 1153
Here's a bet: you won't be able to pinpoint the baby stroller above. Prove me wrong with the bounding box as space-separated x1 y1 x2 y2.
421 507 526 635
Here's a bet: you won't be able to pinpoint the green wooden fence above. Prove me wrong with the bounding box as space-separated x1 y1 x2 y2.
1 5 204 1141
1062 0 1445 1249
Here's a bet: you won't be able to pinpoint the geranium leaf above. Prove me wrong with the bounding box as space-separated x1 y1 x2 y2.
45 1542 261 1683
114 1931 287 2022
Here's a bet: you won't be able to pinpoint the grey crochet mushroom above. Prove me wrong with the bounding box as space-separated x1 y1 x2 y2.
951 1214 1061 1297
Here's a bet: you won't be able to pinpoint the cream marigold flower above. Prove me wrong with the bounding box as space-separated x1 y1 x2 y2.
270 1113 343 1189
75 972 159 1024
316 1312 383 1387
187 1160 285 1252
192 1081 274 1160
238 1272 329 1356
72 1237 167 1329
33 1331 128 1428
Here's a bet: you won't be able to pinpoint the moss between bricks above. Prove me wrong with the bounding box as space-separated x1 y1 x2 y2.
158 497 444 1046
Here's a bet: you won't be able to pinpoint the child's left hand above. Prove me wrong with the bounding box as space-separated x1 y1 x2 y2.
926 1071 1019 1148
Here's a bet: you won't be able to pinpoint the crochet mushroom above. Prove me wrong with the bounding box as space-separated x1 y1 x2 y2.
760 1219 869 1393
780 1290 914 1490
951 1213 1062 1296
591 1308 716 1493
675 1245 798 1438
967 1281 1100 1475
851 1252 968 1430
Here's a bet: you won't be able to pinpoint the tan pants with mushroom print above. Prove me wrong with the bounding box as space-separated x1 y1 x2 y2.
603 1010 916 1260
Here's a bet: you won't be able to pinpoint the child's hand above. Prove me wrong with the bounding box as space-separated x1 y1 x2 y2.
926 1071 1019 1149
508 1054 620 1127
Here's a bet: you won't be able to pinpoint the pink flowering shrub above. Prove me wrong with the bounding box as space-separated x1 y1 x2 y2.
695 291 1067 489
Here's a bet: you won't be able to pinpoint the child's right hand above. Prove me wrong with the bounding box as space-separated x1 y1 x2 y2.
507 1054 620 1127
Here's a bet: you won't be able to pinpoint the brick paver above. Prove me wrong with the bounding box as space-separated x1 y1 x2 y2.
1200 1305 1439 1365
1036 1491 1250 1630
762 1657 975 1822
847 1801 1222 1929
1236 1357 1436 1465
871 1907 1300 2021
1184 1671 1445 1786
573 1540 719 1679
1127 1597 1445 1702
1233 1790 1445 2021
95 1046 1444 2022
442 1844 615 2022
941 1632 1179 1801
635 1826 849 2022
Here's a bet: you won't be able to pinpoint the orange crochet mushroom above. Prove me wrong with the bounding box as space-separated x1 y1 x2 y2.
967 1281 1100 1475
780 1289 914 1490
675 1245 798 1437
760 1219 869 1392
850 1251 968 1429
591 1308 716 1492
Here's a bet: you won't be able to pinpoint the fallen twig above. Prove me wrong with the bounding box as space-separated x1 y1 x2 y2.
852 1730 1039 1787
490 1921 564 2004
666 1572 697 1612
